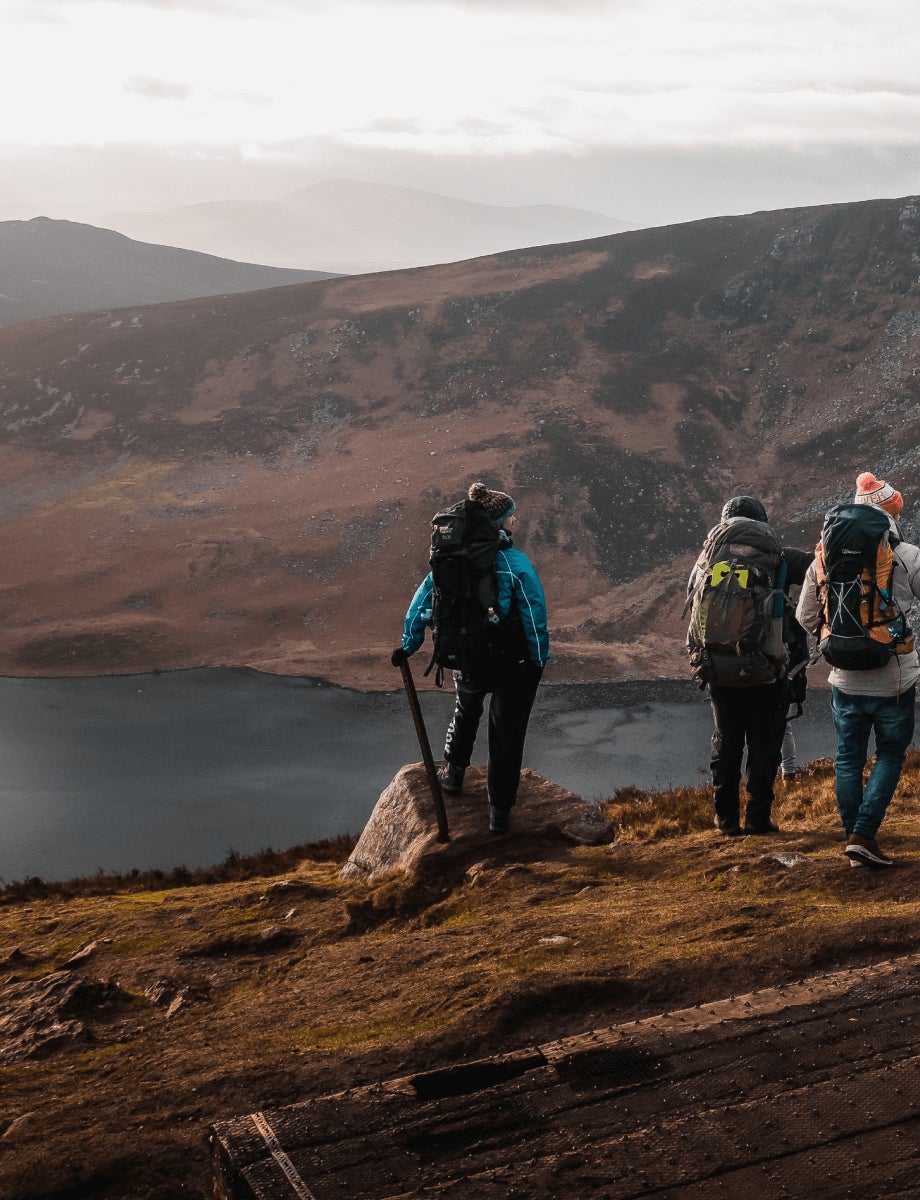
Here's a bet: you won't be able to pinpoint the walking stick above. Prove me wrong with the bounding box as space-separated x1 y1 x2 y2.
397 657 450 843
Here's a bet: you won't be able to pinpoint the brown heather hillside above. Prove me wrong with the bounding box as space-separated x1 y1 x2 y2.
1 195 920 685
2 755 920 1199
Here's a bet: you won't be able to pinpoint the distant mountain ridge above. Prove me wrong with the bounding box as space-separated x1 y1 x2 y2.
0 217 335 330
102 178 636 274
1 195 918 685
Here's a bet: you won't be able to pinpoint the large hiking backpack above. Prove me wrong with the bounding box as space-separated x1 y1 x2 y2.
813 503 914 670
686 516 788 687
424 499 502 683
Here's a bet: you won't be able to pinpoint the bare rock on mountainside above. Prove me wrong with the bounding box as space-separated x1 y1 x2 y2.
0 972 130 1063
2 195 920 683
341 763 609 884
0 216 335 330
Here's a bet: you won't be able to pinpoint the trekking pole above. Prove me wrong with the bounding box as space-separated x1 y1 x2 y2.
397 657 450 843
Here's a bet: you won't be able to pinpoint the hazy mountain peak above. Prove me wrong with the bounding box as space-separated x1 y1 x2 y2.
101 178 636 273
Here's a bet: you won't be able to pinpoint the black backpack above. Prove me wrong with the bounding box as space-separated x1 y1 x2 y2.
424 499 502 684
686 516 788 687
813 503 914 670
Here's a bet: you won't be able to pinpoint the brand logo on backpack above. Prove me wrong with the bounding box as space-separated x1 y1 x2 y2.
686 517 789 688
814 503 914 670
424 499 503 685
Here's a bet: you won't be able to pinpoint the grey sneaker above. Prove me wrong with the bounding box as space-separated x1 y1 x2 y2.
844 833 893 869
438 763 465 794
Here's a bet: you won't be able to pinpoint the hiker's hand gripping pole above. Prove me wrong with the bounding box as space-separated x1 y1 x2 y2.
395 654 450 843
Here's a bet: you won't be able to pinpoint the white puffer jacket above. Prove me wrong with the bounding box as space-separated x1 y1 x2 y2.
796 514 920 696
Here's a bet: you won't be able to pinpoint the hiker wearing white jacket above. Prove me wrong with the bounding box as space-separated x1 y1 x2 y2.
797 471 920 868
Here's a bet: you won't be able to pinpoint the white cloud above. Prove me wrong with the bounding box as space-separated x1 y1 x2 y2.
4 0 920 154
125 76 195 100
5 0 333 16
2 0 920 228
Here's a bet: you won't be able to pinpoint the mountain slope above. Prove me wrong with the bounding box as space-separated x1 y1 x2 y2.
0 195 918 683
0 217 336 329
103 178 636 273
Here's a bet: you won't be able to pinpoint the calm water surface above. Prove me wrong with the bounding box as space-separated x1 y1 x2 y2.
0 670 839 882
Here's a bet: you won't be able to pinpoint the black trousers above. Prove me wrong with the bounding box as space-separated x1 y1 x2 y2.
708 682 788 827
444 661 543 810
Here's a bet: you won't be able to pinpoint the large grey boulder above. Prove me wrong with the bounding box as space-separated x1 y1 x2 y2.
341 764 612 884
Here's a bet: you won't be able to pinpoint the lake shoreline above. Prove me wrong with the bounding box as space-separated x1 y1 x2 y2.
0 669 839 884
0 662 701 695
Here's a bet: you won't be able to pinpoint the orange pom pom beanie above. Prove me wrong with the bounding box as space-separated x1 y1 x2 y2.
854 471 903 516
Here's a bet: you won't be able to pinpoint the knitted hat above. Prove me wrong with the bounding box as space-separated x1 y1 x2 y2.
468 481 515 523
854 471 903 516
721 495 769 523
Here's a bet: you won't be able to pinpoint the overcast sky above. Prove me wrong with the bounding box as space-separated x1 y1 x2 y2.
2 0 920 228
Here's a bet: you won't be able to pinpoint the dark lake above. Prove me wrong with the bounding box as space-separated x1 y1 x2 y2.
0 670 840 883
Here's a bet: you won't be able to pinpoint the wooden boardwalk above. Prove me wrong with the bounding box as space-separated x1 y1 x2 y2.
210 953 920 1199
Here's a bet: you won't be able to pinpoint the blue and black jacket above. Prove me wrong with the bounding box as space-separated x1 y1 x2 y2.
401 532 550 668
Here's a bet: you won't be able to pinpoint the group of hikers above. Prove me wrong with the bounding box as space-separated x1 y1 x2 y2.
393 472 919 868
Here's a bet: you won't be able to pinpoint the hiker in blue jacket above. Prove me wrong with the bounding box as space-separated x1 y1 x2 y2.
392 482 549 834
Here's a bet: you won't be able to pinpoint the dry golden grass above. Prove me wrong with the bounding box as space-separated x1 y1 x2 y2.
0 835 356 904
604 753 852 841
2 754 920 1199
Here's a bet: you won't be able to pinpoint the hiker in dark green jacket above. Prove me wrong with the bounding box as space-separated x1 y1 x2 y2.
687 495 812 836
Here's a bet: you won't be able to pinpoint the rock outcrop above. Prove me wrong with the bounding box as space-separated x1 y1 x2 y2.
0 972 128 1062
341 764 613 884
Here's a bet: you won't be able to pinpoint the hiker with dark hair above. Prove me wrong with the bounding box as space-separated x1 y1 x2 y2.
686 495 812 836
392 482 549 835
797 472 920 869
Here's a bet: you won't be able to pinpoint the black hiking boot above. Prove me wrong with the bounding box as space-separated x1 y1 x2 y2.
438 762 465 794
743 820 780 835
714 815 742 837
489 805 510 835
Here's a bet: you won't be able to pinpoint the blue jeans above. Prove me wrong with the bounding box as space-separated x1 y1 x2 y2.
831 686 916 838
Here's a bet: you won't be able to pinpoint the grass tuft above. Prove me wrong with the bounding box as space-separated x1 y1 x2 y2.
599 752 920 840
0 834 357 905
602 783 712 841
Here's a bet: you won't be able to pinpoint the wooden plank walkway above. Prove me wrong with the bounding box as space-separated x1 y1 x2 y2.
210 953 920 1199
